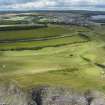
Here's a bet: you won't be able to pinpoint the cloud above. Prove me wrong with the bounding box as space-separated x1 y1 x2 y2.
5 0 56 9
0 0 105 10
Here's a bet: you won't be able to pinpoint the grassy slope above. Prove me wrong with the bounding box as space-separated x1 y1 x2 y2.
0 25 105 92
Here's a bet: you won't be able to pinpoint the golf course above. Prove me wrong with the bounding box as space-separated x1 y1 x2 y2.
0 24 105 93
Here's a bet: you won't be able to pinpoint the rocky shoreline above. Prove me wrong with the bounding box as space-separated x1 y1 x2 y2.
0 83 105 105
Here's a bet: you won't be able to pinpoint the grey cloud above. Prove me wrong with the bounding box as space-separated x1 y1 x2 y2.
0 0 105 11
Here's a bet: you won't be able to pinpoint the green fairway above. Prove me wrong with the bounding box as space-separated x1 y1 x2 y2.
0 25 90 50
0 35 88 50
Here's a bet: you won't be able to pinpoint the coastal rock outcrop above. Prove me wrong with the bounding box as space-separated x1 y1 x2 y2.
0 83 105 105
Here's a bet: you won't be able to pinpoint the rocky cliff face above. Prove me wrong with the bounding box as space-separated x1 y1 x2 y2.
0 83 105 105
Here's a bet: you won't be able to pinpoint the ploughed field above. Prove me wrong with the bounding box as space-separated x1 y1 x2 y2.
0 24 105 92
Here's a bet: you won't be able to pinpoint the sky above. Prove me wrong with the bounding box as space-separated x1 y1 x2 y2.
0 0 105 11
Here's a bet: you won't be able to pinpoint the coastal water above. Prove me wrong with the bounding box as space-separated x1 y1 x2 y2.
91 15 105 20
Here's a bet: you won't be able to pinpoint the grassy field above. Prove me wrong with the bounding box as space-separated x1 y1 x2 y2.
0 25 105 93
0 25 82 40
